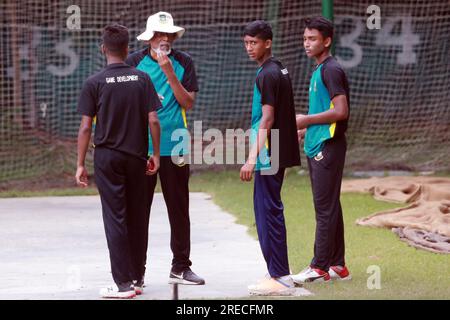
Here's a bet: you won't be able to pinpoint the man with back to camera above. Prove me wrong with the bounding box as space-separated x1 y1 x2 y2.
126 11 204 287
292 17 352 284
241 20 301 296
76 24 161 298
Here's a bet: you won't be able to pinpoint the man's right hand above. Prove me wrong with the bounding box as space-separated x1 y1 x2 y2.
146 155 160 175
75 166 88 187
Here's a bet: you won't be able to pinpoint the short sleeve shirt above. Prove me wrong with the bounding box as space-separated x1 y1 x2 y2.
77 63 161 160
251 57 301 171
304 56 350 158
126 48 198 156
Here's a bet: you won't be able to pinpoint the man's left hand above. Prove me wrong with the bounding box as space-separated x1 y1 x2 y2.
296 114 309 129
297 128 306 142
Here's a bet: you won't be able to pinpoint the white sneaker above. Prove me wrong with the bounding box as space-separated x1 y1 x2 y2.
99 285 136 299
132 284 144 295
132 277 145 295
255 270 297 283
291 266 331 284
248 277 295 296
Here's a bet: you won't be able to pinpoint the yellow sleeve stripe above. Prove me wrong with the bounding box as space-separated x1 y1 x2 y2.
181 108 188 128
329 101 336 137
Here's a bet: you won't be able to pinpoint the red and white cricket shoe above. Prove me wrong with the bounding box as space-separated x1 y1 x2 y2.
329 265 352 281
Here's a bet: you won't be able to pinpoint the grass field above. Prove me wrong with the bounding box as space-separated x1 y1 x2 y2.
189 169 450 300
2 169 449 299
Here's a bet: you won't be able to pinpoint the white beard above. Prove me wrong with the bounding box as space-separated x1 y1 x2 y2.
152 41 171 55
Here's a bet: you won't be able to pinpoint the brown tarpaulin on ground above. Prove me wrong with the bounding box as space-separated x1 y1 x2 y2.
342 177 450 254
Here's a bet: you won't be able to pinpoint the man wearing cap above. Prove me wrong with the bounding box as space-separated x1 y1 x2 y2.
126 12 204 287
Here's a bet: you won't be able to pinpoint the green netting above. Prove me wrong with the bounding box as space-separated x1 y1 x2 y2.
0 0 449 182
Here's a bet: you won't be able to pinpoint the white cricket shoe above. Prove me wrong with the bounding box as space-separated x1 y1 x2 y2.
248 277 296 296
292 266 331 284
99 285 136 299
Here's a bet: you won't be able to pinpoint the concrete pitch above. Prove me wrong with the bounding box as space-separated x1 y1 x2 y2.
0 193 312 300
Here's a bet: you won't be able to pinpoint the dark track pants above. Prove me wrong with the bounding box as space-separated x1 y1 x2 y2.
253 168 290 278
94 147 148 286
307 136 347 271
146 156 191 273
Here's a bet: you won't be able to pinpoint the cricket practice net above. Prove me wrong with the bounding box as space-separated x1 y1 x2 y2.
1 0 449 182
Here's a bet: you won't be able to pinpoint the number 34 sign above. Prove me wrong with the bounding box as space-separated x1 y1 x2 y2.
335 11 421 69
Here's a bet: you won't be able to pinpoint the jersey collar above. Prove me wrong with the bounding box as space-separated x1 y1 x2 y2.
105 62 128 69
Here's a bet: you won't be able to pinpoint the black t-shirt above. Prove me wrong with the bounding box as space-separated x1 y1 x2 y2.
77 63 161 160
256 57 301 168
321 56 350 137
